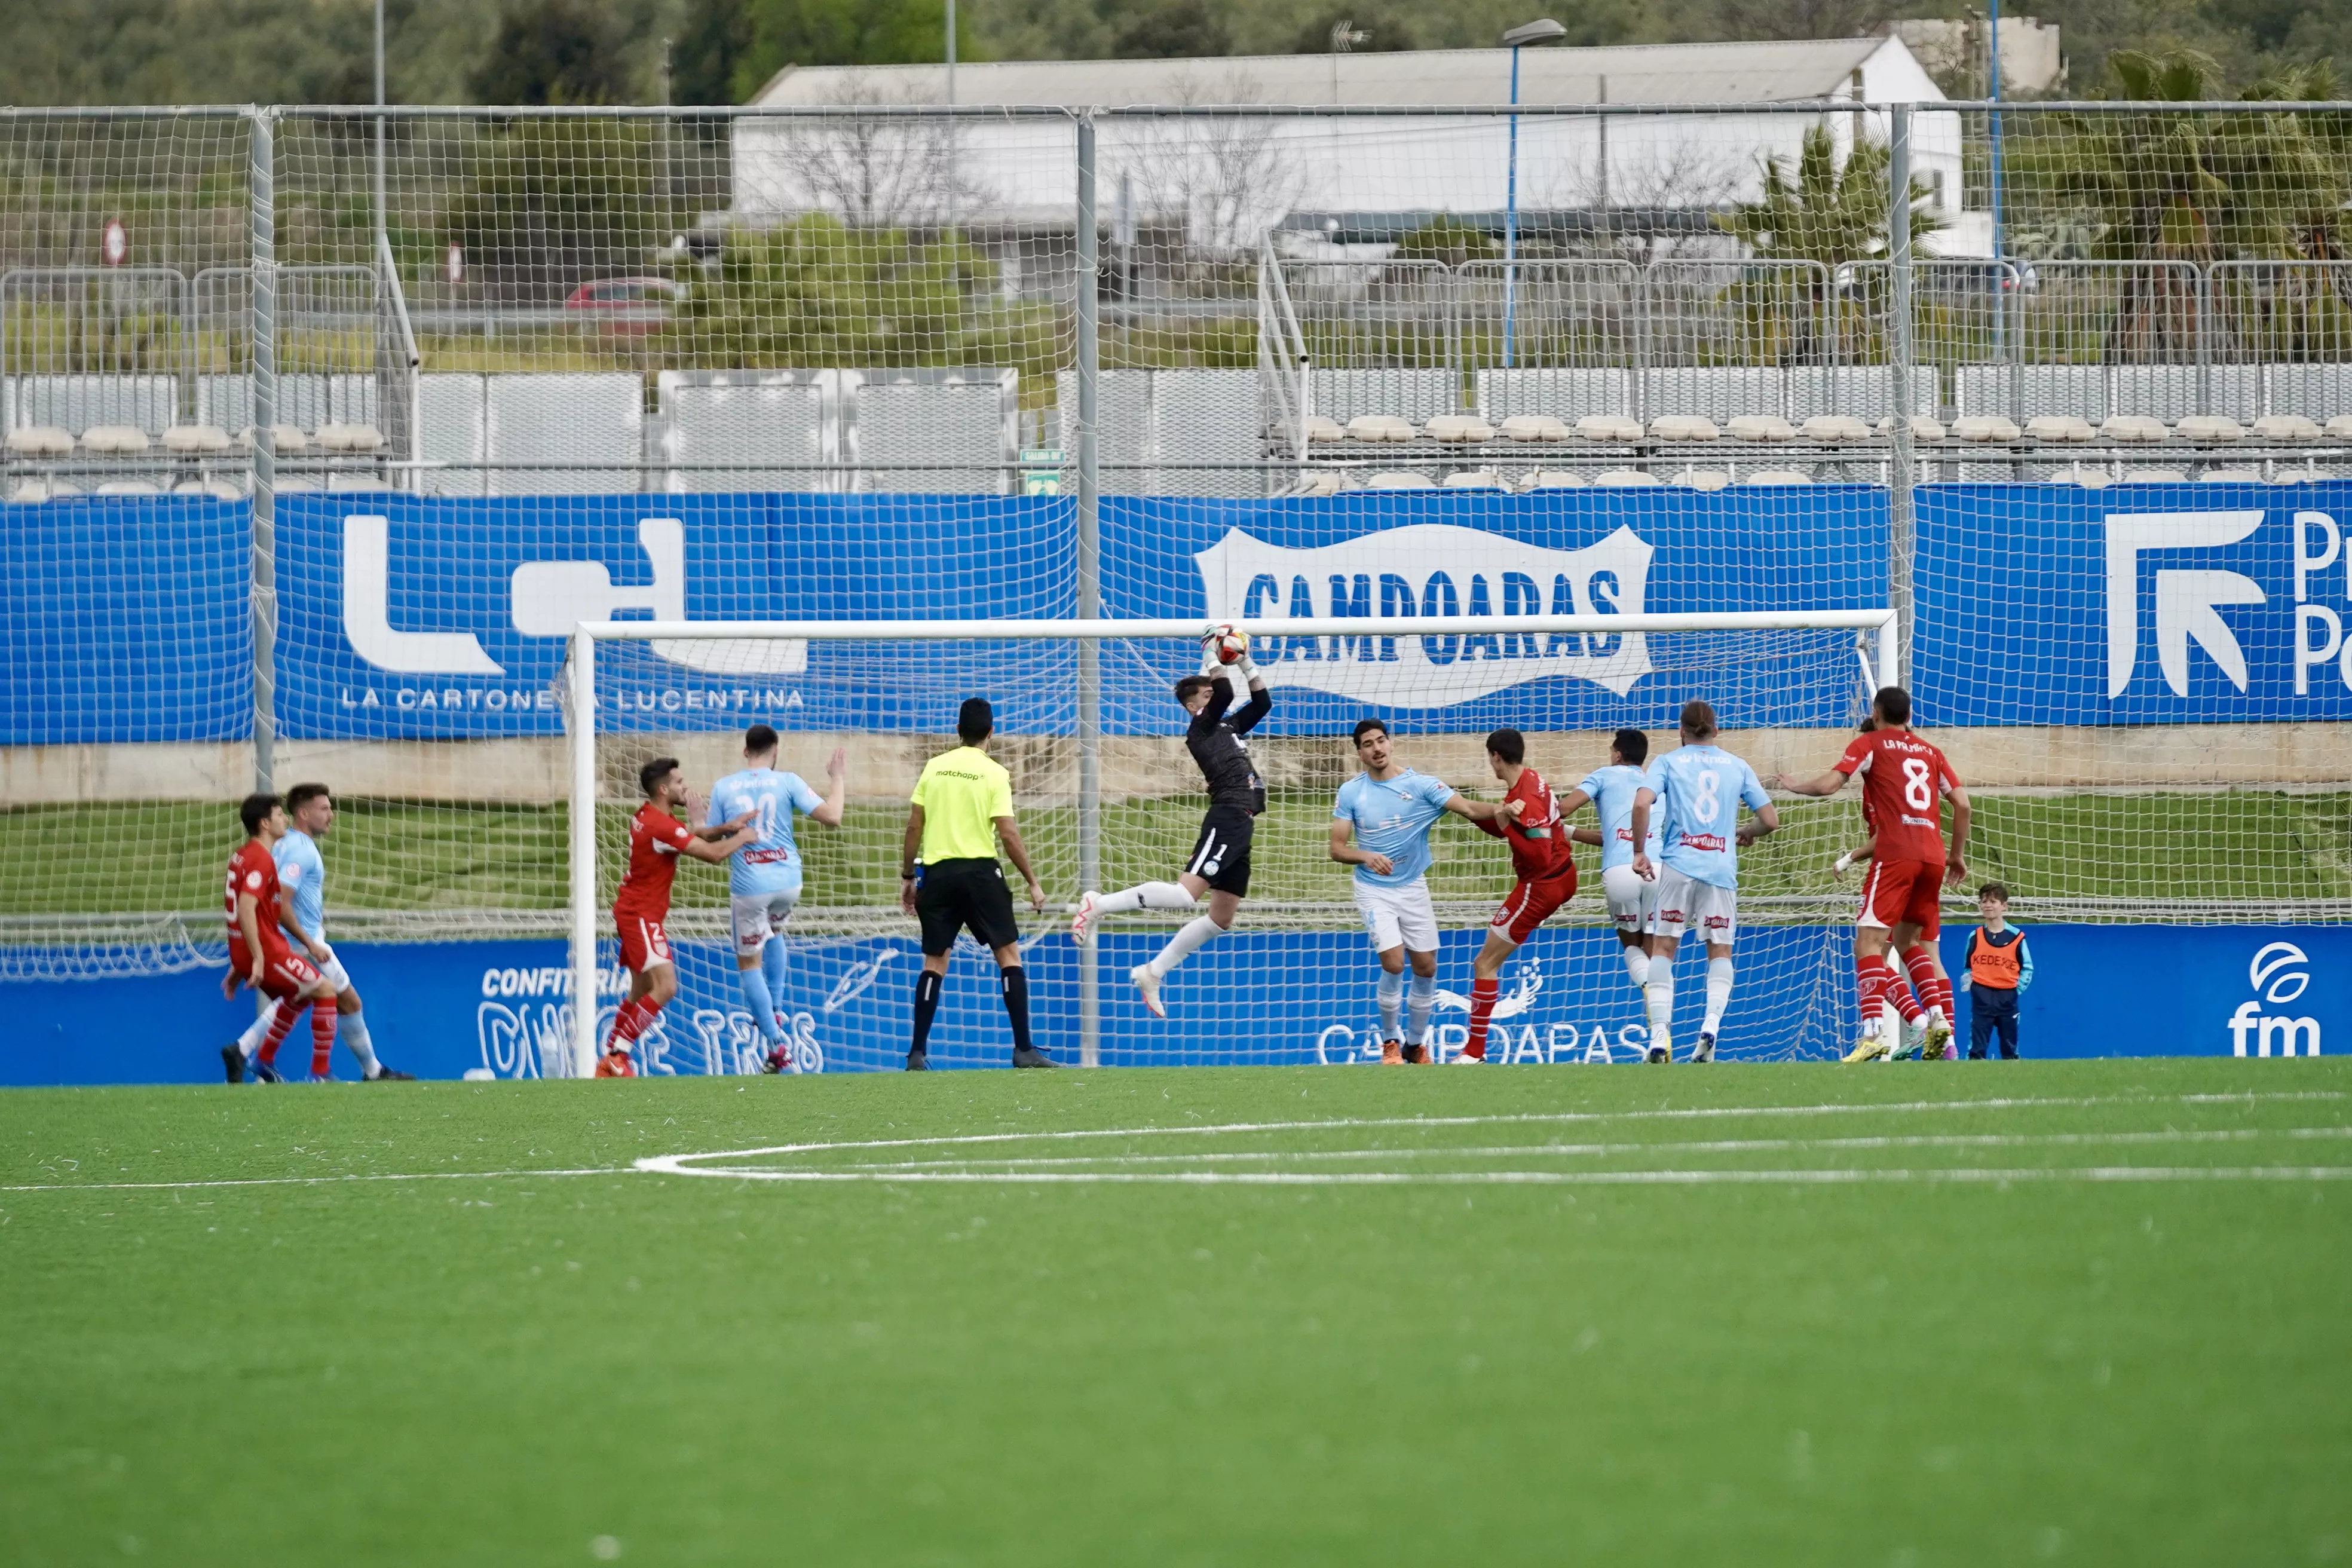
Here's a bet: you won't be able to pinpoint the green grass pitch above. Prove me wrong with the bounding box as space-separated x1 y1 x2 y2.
5 1060 2346 1564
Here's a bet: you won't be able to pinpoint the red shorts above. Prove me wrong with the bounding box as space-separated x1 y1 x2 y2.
615 911 673 974
1857 857 1945 938
254 946 321 1000
1491 865 1576 945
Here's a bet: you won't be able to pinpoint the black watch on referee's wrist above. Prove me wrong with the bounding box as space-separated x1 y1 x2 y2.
901 869 915 880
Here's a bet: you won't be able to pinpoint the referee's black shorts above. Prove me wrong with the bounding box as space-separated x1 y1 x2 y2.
914 858 1021 956
1182 805 1255 897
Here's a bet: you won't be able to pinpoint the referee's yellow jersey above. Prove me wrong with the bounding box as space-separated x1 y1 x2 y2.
911 746 1013 863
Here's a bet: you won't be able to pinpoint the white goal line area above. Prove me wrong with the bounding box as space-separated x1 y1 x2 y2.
5 1091 2342 1195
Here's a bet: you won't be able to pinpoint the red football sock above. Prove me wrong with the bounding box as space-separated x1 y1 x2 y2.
310 1001 336 1078
1902 948 1955 1021
1885 964 1925 1024
605 996 661 1053
1463 977 1500 1060
1853 954 1887 1032
258 997 303 1065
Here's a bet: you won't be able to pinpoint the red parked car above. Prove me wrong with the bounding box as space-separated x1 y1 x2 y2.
562 276 681 336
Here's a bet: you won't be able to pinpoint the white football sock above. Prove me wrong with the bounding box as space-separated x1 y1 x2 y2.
1098 881 1198 917
1702 955 1734 1037
1147 914 1224 978
1644 968 1676 1055
336 1009 380 1076
236 1000 271 1058
1405 972 1436 1045
1376 969 1402 1042
1620 944 1650 991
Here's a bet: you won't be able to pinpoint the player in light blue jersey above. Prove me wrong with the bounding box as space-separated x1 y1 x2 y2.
1628 702 1778 1063
706 724 846 1073
229 783 412 1080
1554 728 1660 995
1328 717 1523 1064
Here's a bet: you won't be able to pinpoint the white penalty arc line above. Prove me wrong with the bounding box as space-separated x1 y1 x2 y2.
635 1089 2348 1178
630 1165 2352 1187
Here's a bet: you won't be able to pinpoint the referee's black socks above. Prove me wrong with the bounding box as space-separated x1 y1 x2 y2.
911 970 943 1054
999 966 1034 1055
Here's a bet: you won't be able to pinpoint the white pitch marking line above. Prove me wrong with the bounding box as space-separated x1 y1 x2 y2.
0 1167 618 1195
636 1090 2347 1177
836 1125 2352 1171
628 1165 2352 1187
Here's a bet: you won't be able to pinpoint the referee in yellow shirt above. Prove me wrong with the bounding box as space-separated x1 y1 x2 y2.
900 697 1053 1070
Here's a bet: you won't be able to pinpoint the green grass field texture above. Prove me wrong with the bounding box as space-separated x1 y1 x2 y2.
4 1061 2345 1566
5 789 2348 915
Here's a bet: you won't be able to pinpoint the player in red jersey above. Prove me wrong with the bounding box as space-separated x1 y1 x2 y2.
1828 713 1933 1057
1773 686 1971 1062
1453 728 1578 1064
219 792 338 1083
600 757 758 1076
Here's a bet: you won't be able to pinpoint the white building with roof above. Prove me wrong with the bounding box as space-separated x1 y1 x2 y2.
734 37 1986 262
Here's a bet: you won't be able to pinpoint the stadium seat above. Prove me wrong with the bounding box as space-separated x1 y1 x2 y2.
1522 468 1587 488
2121 468 2189 483
6 425 75 457
1497 414 1570 442
79 425 151 454
1362 470 1434 488
8 479 79 503
2101 415 2170 443
2198 468 2264 483
1425 414 1496 443
1591 468 1659 486
1346 415 1417 443
1666 468 1730 490
1300 416 1346 444
1878 415 1947 442
1801 414 1871 442
1742 469 1812 485
1649 414 1720 442
327 473 393 491
239 424 311 452
2175 415 2244 443
1574 414 1644 442
163 424 233 454
93 479 161 495
2025 415 2094 442
2327 415 2352 439
2056 469 2114 488
1440 468 1504 488
1282 471 1348 497
2252 414 2322 442
274 479 322 493
316 422 387 452
1726 414 1796 442
1951 415 2021 443
171 477 244 500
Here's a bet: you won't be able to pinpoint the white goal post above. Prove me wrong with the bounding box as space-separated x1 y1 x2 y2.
565 610 1898 1074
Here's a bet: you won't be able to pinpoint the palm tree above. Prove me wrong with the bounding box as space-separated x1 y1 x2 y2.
1713 122 1945 365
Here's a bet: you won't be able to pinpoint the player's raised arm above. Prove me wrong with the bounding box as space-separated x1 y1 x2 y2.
680 814 758 864
1442 791 1524 825
809 745 849 829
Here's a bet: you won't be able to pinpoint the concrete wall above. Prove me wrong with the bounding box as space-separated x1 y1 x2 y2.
10 725 2348 808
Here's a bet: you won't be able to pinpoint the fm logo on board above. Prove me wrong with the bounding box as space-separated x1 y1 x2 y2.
2227 942 2320 1056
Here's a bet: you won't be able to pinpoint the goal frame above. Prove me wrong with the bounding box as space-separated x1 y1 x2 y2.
565 610 1899 1074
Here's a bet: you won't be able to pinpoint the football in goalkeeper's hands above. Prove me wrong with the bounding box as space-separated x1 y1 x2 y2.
1208 624 1249 665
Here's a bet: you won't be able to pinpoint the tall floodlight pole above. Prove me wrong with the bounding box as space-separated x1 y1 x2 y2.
1987 0 2004 263
1499 19 1564 370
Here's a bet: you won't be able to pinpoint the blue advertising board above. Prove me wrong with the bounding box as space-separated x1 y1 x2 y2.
5 923 2339 1085
1914 481 2352 724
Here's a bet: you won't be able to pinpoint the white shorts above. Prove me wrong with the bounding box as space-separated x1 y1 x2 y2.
730 892 799 961
313 944 353 994
1650 869 1738 947
1600 865 1657 933
1353 874 1439 954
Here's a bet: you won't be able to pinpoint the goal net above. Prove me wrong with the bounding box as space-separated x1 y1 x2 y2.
560 610 1896 1075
